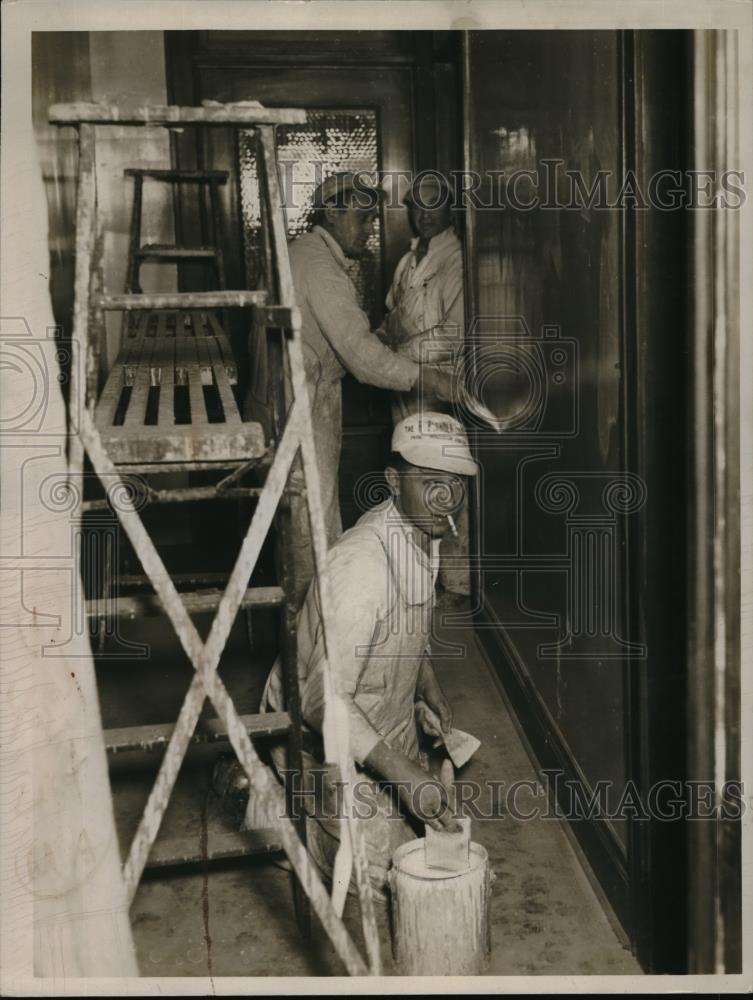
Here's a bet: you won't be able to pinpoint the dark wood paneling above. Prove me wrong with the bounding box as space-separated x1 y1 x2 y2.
193 30 419 65
464 29 693 972
466 26 629 820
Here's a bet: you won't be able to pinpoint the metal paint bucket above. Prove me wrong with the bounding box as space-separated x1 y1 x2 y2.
389 838 493 975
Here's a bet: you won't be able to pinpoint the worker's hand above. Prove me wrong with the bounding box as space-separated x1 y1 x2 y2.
379 310 413 351
363 740 460 832
425 689 453 735
396 761 461 833
416 669 453 736
415 697 452 746
374 321 395 348
415 701 447 751
415 700 443 743
420 365 458 403
395 333 423 362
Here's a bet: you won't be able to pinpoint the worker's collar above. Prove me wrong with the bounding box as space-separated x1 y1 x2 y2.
367 500 440 606
313 224 351 274
408 224 456 259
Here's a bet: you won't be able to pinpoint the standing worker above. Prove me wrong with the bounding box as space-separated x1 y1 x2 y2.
381 172 470 601
246 171 455 606
259 413 478 901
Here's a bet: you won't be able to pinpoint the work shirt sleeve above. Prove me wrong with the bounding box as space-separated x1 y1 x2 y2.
305 260 419 391
299 539 388 765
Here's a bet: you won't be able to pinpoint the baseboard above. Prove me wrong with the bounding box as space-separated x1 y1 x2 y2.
474 596 633 944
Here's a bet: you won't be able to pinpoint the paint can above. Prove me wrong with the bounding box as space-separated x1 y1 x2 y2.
389 838 493 975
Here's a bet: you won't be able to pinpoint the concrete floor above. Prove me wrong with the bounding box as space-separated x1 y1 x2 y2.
100 605 640 977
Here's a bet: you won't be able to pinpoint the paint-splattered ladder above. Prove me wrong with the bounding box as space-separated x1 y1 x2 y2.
49 100 382 976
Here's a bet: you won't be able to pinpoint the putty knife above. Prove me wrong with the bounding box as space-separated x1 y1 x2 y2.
425 759 471 872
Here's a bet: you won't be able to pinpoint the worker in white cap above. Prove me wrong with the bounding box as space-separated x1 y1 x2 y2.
245 170 456 607
258 413 477 902
379 171 470 602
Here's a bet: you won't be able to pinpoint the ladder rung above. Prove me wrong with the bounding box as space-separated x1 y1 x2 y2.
124 168 228 182
97 291 267 311
105 711 291 754
86 585 285 620
117 571 230 588
49 101 307 127
144 830 282 870
135 244 218 260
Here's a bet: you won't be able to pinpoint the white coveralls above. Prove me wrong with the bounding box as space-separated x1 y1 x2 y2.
261 500 440 898
245 225 419 606
384 225 470 595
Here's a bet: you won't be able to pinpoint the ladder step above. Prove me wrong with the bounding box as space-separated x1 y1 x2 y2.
105 711 291 754
49 102 307 127
135 244 218 260
117 571 231 588
124 168 228 182
86 585 285 620
97 291 267 311
145 829 282 869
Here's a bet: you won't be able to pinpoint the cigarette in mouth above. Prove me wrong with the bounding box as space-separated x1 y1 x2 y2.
446 514 458 537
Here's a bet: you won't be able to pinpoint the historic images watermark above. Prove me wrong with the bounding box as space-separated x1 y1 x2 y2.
278 165 747 213
16 463 151 659
1 315 150 658
278 768 748 825
0 319 78 435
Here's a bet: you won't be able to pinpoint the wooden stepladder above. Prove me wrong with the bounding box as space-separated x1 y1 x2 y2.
50 101 381 976
122 166 231 338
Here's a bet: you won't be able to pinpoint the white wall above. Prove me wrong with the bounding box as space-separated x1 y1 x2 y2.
88 31 176 370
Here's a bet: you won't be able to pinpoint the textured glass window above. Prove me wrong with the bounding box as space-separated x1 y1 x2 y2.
238 109 382 321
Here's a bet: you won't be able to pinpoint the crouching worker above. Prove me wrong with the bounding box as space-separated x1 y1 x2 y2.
258 413 478 901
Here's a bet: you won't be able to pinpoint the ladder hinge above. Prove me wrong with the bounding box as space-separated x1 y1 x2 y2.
255 305 299 330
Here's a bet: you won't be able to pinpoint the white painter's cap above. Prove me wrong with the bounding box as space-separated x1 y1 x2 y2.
391 412 478 477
